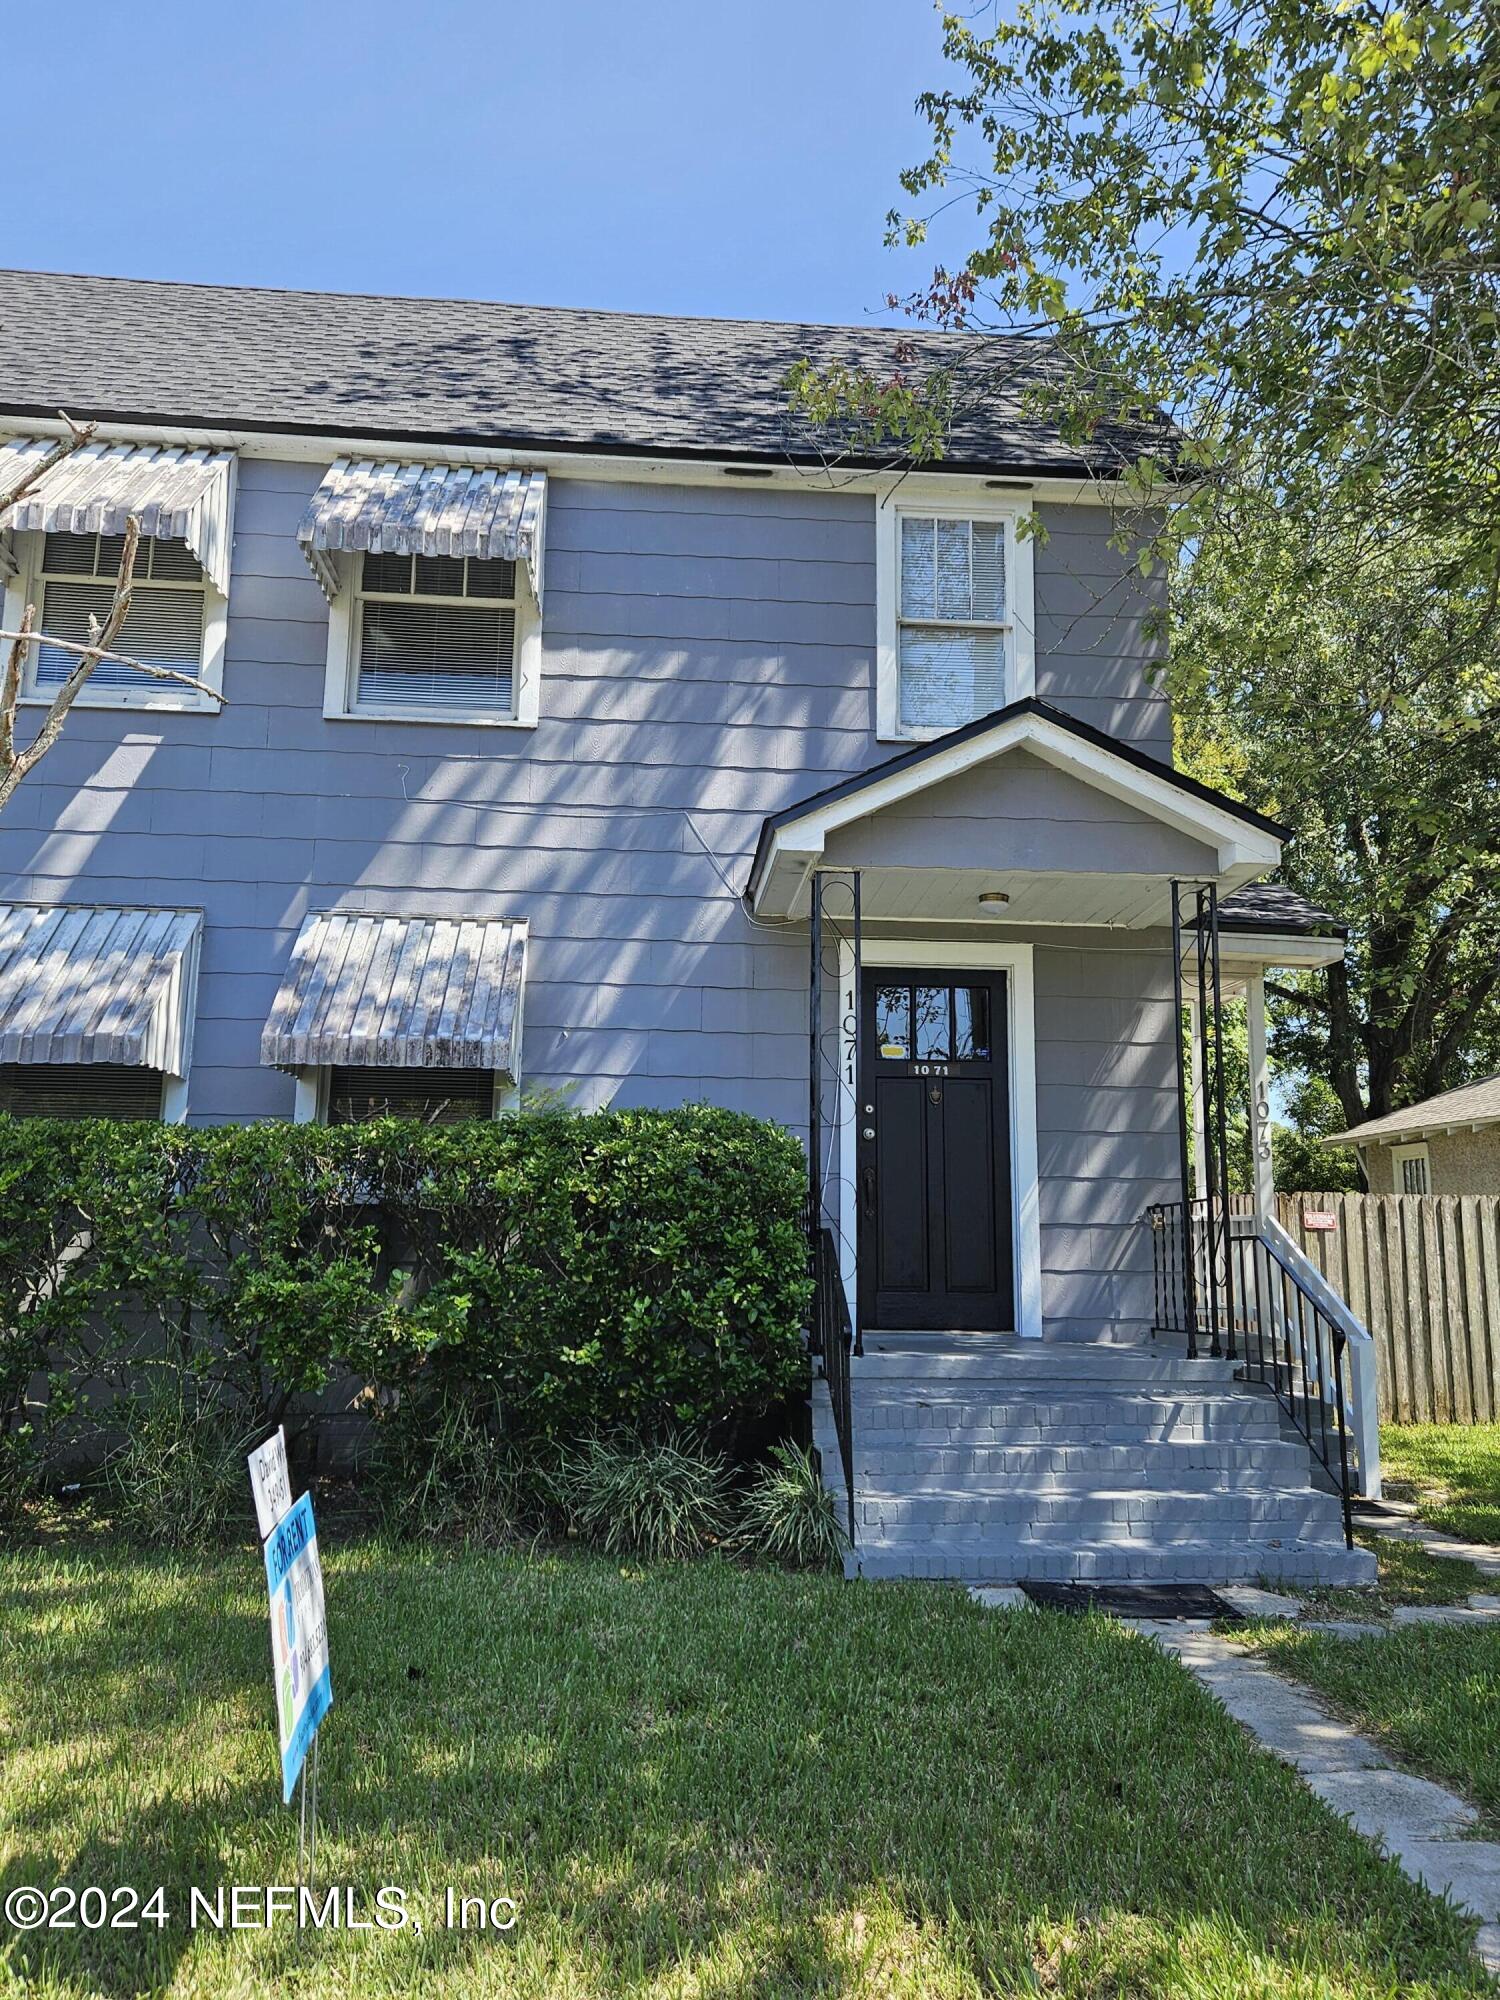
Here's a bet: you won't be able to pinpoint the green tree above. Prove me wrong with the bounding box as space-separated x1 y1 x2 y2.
1171 502 1500 1130
794 0 1500 579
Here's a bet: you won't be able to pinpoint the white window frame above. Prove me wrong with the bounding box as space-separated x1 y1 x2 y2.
1391 1141 1431 1195
322 549 542 730
4 529 228 714
291 1066 517 1125
874 485 1036 742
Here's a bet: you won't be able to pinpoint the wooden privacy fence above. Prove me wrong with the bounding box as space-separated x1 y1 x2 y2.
1275 1192 1500 1424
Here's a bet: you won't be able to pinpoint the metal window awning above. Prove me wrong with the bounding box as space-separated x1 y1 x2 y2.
0 904 203 1073
0 438 237 591
261 912 529 1076
296 460 547 608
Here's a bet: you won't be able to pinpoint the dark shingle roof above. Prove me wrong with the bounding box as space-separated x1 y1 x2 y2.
1215 883 1346 938
0 268 1158 475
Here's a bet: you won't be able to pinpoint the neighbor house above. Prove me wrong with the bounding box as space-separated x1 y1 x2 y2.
0 268 1378 1585
1327 1075 1500 1196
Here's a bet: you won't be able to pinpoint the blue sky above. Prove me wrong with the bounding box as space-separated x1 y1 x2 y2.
7 0 963 325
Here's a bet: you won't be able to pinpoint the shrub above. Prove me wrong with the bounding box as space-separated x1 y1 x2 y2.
557 1434 734 1560
364 1389 527 1545
103 1375 255 1549
735 1443 848 1569
0 1107 812 1500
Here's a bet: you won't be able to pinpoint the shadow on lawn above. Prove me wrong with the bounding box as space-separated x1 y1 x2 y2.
1 1543 1491 1997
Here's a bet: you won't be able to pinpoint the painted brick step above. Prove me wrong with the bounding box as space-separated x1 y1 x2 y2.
852 1349 1242 1384
850 1391 1286 1433
851 1537 1377 1586
848 1445 1321 1490
856 1488 1345 1538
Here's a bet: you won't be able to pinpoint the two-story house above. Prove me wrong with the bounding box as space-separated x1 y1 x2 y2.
0 268 1377 1586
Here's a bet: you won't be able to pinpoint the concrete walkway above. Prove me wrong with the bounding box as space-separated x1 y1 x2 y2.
1351 1501 1500 1580
1150 1621 1500 1975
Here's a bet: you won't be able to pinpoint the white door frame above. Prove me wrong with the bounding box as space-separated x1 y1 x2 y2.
836 936 1043 1340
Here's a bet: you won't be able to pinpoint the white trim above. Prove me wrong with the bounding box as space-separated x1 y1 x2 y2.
750 707 1282 917
1245 973 1275 1221
1390 1141 1432 1195
1216 930 1345 971
4 526 229 714
160 1072 190 1124
321 547 542 729
840 935 1042 1340
0 412 1143 506
292 1067 327 1125
874 491 1035 742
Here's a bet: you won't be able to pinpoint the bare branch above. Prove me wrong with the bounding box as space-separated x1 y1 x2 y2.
0 629 225 700
0 413 98 523
0 604 32 777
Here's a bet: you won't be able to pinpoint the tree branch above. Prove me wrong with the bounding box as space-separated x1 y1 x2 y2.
0 413 97 520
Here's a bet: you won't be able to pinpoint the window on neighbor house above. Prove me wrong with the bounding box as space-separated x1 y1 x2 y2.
326 1065 494 1125
896 512 1011 732
0 1062 165 1120
1392 1143 1431 1195
30 532 212 704
349 551 518 720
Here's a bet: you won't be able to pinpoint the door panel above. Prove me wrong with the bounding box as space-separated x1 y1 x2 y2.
859 969 1013 1331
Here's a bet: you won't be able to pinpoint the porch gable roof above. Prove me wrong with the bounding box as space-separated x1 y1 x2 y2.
746 699 1288 921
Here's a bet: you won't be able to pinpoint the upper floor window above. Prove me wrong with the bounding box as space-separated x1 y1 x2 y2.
0 436 235 712
876 496 1034 741
1392 1142 1431 1195
31 532 209 702
301 459 547 730
346 551 519 720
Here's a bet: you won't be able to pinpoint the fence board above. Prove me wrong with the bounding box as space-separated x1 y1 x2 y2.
1273 1193 1500 1424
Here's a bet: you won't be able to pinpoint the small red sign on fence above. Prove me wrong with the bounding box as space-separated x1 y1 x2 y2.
1302 1210 1338 1232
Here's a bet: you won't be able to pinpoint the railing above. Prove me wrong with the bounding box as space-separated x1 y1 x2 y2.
809 1225 855 1538
1147 1202 1381 1542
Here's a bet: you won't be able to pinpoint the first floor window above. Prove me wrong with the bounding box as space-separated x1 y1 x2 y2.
352 552 517 718
32 532 207 699
327 1065 494 1125
0 1062 164 1119
897 511 1010 731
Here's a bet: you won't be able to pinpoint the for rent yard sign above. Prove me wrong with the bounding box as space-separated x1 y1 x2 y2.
261 1489 333 1804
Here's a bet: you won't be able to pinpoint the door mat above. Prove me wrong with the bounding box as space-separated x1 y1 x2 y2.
1019 1582 1242 1620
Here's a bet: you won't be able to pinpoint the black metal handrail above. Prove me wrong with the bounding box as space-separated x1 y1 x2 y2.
809 1224 854 1539
1147 1199 1354 1546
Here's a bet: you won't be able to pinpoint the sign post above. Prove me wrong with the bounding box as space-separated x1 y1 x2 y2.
248 1432 332 1888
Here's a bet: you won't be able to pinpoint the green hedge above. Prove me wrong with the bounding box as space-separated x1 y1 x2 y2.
0 1106 812 1492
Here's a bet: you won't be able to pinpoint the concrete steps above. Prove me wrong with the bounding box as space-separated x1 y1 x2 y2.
814 1332 1375 1589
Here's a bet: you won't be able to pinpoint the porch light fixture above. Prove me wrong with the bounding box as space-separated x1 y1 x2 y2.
977 891 1011 916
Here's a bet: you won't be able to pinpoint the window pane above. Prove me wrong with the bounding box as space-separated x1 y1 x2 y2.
466 555 517 600
328 1065 491 1124
899 516 935 619
935 518 971 620
1399 1154 1429 1194
413 554 465 597
43 531 201 585
874 986 910 1058
357 600 515 715
42 531 102 576
361 551 413 594
971 520 1006 621
913 986 949 1060
954 986 991 1060
0 1062 162 1119
899 627 1005 730
36 580 205 692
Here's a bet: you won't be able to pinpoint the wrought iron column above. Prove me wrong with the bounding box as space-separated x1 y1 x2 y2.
1168 880 1199 1354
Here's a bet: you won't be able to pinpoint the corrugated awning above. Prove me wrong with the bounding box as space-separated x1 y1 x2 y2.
297 460 547 608
0 904 202 1073
0 438 237 591
261 912 529 1076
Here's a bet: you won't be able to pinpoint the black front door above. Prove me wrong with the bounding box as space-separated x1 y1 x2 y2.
858 970 1014 1331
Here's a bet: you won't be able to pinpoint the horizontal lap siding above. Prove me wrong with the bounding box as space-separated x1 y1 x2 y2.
0 465 1180 1334
1034 942 1178 1337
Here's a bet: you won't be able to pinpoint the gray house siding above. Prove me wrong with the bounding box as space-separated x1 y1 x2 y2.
0 463 1177 1333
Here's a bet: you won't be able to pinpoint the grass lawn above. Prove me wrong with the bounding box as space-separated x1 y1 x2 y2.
1278 1532 1496 1624
1381 1426 1500 1544
2 1543 1495 1998
1240 1619 1500 1833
